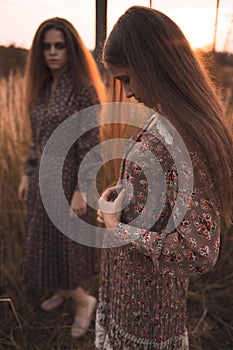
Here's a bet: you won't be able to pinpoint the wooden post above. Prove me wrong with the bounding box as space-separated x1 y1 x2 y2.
94 0 107 67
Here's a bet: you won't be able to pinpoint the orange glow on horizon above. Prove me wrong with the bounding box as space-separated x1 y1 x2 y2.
0 0 232 53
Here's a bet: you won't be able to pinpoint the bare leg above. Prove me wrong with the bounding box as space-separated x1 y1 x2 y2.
56 288 67 298
68 286 91 315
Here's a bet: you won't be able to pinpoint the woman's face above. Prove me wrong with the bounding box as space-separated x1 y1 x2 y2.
107 63 154 108
42 28 68 74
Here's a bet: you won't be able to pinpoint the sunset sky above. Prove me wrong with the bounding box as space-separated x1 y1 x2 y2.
0 0 232 52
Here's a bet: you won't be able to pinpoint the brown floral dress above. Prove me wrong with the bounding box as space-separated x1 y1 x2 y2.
95 114 221 349
22 71 101 290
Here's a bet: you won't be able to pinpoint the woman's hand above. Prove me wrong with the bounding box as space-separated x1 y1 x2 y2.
70 190 87 217
18 174 29 202
97 186 126 229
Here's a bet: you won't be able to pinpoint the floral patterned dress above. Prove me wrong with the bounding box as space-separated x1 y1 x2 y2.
22 71 101 291
95 114 221 349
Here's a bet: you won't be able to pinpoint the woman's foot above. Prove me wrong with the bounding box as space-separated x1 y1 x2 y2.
41 291 66 311
71 295 97 338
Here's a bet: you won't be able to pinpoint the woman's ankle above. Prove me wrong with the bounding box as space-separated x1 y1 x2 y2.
68 287 92 309
56 288 67 299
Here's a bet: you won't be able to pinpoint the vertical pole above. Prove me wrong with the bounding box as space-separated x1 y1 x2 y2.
94 0 107 63
149 0 152 8
213 0 220 52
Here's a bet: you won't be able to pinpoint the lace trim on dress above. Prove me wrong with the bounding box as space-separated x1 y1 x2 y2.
156 118 173 145
95 307 189 350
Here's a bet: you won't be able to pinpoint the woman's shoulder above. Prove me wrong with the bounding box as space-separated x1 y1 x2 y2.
140 116 212 176
75 82 100 105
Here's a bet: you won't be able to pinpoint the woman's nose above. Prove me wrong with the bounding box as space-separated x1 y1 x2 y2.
49 45 56 54
124 85 134 99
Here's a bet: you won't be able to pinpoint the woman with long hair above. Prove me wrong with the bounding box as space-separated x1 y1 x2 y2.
18 17 105 338
96 6 233 349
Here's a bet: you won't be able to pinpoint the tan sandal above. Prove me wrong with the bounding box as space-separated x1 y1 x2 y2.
41 293 65 311
71 295 97 338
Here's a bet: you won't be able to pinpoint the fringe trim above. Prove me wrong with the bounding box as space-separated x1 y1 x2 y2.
95 307 189 350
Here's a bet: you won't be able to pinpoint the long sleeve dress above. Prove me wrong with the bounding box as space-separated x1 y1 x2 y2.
22 71 101 291
95 114 221 350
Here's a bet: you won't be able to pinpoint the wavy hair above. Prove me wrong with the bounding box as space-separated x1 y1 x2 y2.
25 17 106 110
103 6 233 226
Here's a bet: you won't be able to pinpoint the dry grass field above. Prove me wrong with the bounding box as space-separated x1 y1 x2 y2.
0 59 233 349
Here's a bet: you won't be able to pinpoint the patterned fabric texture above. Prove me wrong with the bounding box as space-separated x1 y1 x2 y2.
23 71 100 290
95 114 221 349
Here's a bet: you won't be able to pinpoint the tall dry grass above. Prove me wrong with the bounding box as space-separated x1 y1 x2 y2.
0 71 98 349
0 66 232 349
0 71 29 291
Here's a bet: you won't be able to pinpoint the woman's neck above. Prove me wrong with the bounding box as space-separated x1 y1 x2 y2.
50 68 67 94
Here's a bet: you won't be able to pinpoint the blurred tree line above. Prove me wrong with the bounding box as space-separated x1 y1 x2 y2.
0 44 233 79
0 45 28 77
215 51 233 66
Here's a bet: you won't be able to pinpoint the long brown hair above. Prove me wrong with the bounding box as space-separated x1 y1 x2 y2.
25 17 106 110
103 6 233 226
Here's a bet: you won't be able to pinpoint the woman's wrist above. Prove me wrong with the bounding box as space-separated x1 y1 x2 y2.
104 218 120 229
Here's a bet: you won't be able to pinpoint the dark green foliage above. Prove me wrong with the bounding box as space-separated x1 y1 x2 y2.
0 45 28 78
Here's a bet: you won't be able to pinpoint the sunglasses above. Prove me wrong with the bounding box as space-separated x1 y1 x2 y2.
42 42 67 51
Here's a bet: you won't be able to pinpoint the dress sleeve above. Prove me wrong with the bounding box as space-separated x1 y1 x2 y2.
23 113 38 176
114 132 221 278
74 85 102 192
